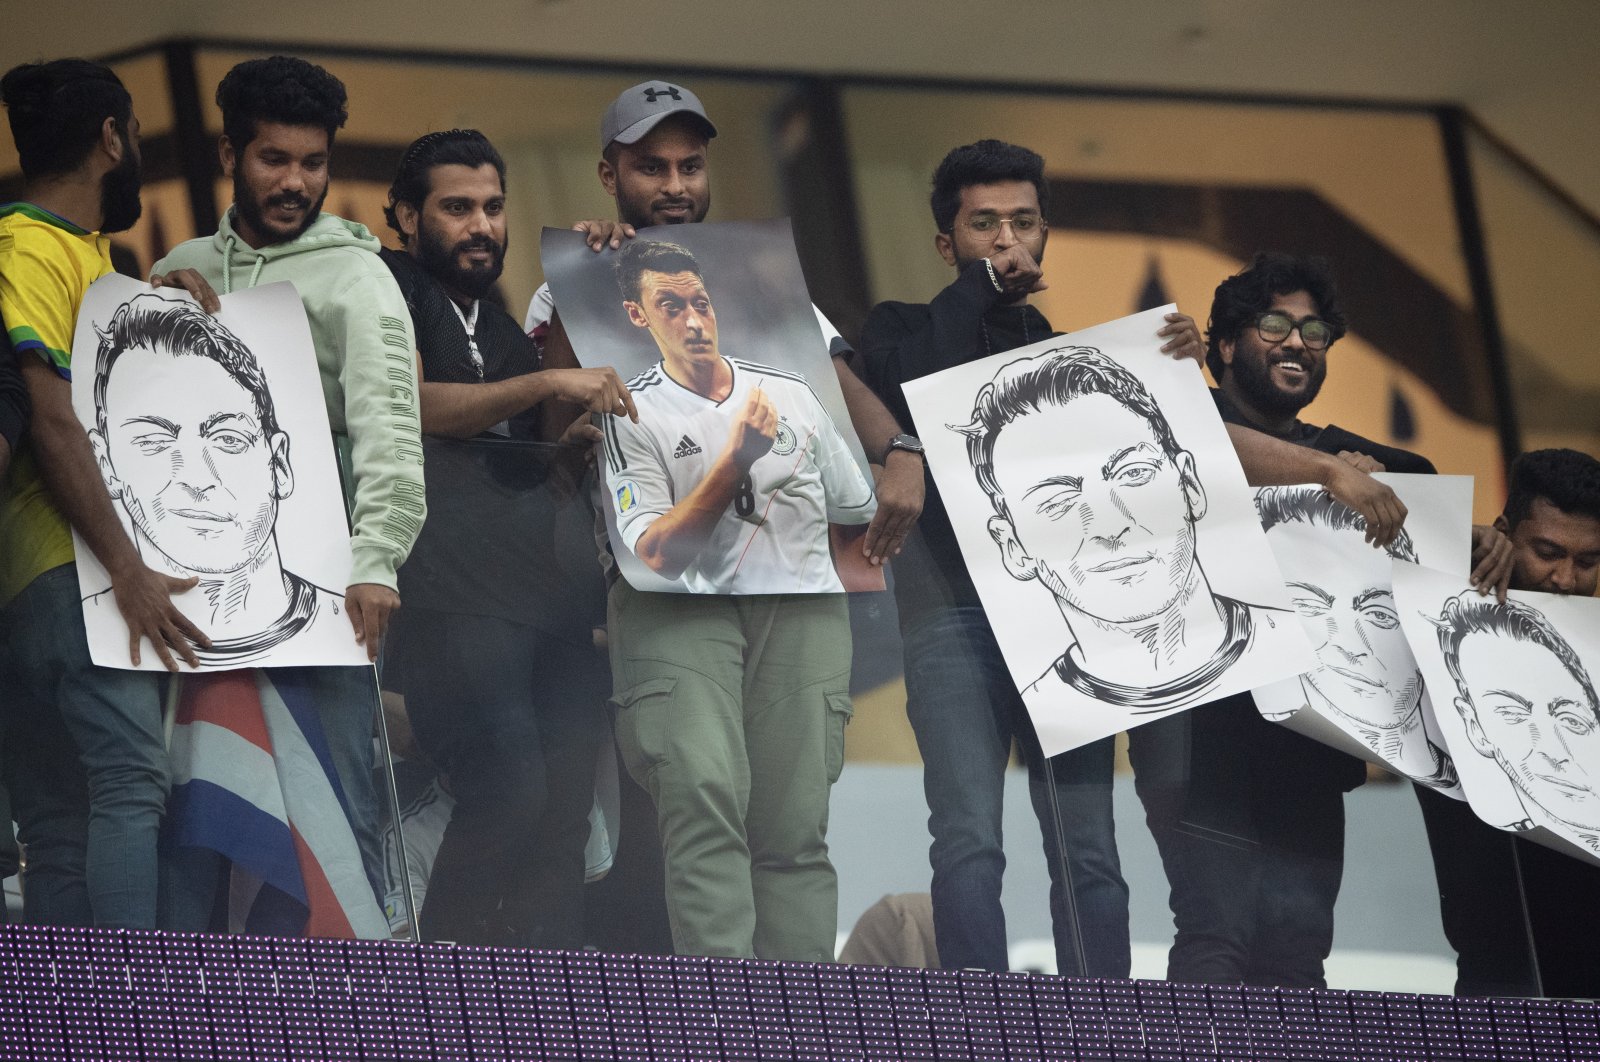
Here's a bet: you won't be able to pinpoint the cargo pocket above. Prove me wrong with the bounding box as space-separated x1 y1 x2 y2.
610 675 677 783
824 690 854 784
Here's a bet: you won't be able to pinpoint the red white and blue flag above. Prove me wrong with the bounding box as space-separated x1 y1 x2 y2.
164 669 388 939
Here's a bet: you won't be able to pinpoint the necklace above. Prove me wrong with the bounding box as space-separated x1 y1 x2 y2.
450 298 484 379
980 307 1032 357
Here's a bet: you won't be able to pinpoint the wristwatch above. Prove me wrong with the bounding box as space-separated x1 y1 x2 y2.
882 433 926 462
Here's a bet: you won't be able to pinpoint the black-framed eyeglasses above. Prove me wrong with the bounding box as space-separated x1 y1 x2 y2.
1255 311 1335 351
960 213 1047 242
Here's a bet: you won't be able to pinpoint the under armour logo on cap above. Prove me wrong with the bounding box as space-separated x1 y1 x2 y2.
601 79 719 150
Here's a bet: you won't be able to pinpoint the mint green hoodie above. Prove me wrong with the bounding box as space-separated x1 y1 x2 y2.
155 210 425 590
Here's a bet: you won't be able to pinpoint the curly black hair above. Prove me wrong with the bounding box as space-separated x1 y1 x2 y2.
216 56 347 153
930 139 1048 235
384 129 506 245
1504 448 1600 530
1 59 131 180
1205 252 1347 380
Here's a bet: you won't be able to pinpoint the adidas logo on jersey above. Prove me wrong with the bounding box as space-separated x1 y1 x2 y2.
673 434 702 458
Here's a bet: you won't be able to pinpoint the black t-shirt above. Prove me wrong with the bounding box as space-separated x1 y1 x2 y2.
859 262 1053 628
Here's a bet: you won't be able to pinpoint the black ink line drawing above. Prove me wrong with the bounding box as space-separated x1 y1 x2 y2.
1435 593 1600 846
85 292 342 664
953 344 1264 711
1256 486 1456 787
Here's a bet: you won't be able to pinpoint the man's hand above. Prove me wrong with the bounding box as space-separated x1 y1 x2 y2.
727 387 778 472
346 583 400 662
1323 459 1407 547
1157 312 1205 367
987 245 1047 299
1470 524 1515 603
1336 450 1386 474
149 269 221 314
544 367 639 422
574 219 636 252
862 451 925 566
109 562 209 671
558 413 604 448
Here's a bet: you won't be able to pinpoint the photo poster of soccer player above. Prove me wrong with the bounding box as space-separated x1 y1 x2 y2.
1395 561 1600 865
1252 474 1474 795
70 273 366 670
541 217 883 596
902 305 1315 757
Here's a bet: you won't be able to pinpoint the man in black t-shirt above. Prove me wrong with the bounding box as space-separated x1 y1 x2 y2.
377 129 634 948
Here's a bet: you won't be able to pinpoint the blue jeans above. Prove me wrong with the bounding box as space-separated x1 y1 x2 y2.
902 606 1130 976
0 563 167 929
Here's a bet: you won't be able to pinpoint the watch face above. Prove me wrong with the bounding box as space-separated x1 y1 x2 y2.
892 434 924 453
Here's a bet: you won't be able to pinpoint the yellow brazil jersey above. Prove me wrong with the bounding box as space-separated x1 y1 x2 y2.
0 202 114 606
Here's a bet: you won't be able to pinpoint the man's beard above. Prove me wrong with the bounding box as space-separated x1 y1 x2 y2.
233 169 327 245
1229 347 1326 419
617 188 709 230
99 138 143 234
417 220 505 300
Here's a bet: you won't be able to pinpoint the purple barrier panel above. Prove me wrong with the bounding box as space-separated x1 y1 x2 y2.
597 954 651 1062
849 962 904 1061
229 933 289 1062
1169 983 1217 1062
777 962 830 1062
1488 998 1535 1062
1240 985 1286 1061
1096 979 1146 1062
379 938 436 1062
993 971 1043 1062
0 927 36 1057
160 932 216 1062
1346 990 1398 1062
1309 989 1360 1062
742 959 797 1062
566 950 618 1062
956 969 1006 1062
303 937 361 1062
417 941 473 1061
525 950 580 1061
123 929 181 1062
1133 978 1184 1062
1275 987 1322 1062
487 948 546 1061
343 938 402 1062
636 955 688 1062
707 956 760 1062
883 965 937 1062
1201 984 1253 1062
1560 999 1600 1062
49 927 110 1061
195 934 248 1062
1452 996 1502 1061
1064 979 1114 1062
452 945 509 1062
1382 993 1431 1062
815 959 865 1061
269 935 326 1060
669 954 723 1062
921 967 973 1062
1523 997 1572 1062
1026 973 1077 1062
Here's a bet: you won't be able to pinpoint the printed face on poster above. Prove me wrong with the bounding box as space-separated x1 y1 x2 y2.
541 218 881 595
71 274 364 670
903 305 1315 756
1251 474 1473 794
1395 562 1600 864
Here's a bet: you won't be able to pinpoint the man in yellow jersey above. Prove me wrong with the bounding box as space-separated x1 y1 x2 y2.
0 59 215 928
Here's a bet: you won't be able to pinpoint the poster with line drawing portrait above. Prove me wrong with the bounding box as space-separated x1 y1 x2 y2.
72 274 364 670
542 218 880 595
904 305 1315 757
1396 561 1600 865
1251 474 1473 794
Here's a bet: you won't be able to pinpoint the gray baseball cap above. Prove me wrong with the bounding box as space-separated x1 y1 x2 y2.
600 80 718 151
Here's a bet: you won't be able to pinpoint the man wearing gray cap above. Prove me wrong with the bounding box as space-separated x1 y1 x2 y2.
526 79 919 962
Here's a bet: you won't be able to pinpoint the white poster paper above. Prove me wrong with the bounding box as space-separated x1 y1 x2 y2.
541 219 881 595
904 306 1315 756
71 274 364 670
1396 561 1600 864
1251 474 1473 793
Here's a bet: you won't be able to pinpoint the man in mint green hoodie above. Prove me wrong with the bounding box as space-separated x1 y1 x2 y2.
152 56 424 930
